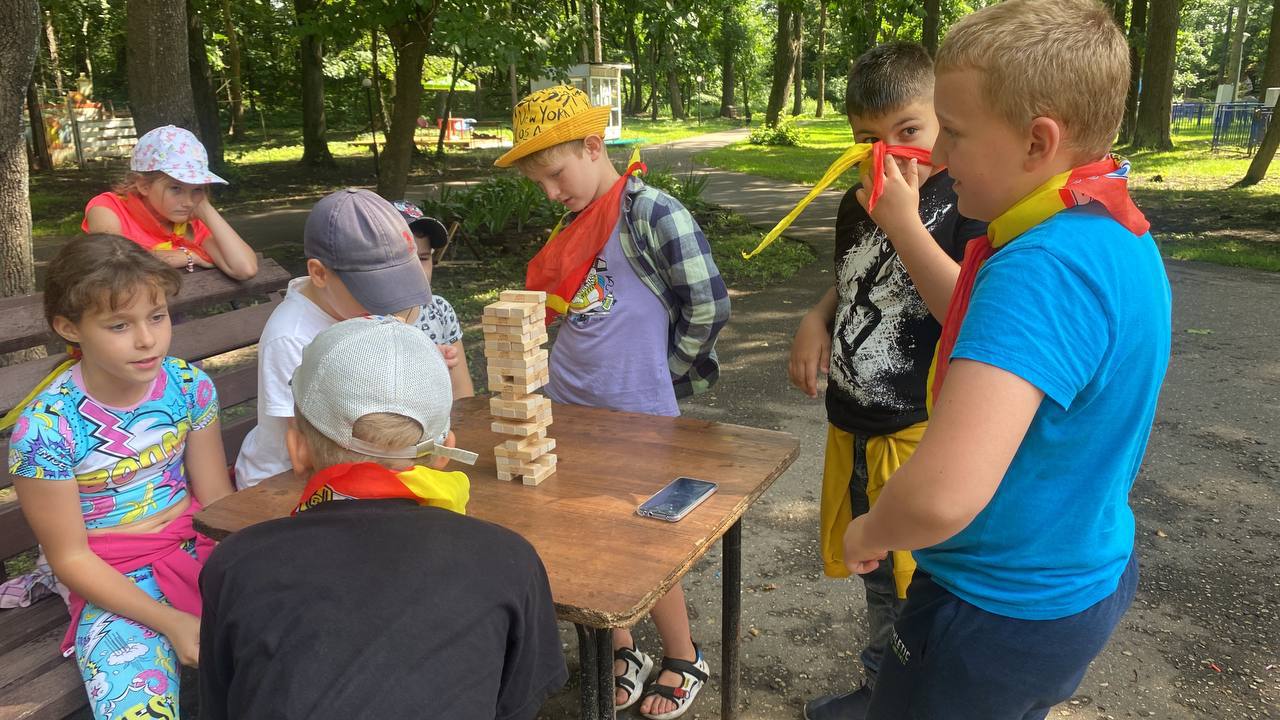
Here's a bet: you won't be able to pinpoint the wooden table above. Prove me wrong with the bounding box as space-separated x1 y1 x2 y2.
196 397 799 719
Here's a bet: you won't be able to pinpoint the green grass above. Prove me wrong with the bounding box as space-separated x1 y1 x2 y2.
697 119 1280 272
621 116 743 146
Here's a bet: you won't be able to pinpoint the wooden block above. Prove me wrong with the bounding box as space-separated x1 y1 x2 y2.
493 429 548 456
489 395 551 420
483 301 538 319
522 455 557 486
495 436 555 462
491 411 552 436
484 339 546 357
500 290 547 305
487 358 549 381
482 312 541 327
490 372 549 395
482 324 547 342
487 349 549 369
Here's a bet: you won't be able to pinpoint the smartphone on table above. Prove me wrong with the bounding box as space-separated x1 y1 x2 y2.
636 476 718 522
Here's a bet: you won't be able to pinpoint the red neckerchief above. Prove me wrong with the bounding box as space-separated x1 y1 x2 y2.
525 161 645 324
120 192 214 263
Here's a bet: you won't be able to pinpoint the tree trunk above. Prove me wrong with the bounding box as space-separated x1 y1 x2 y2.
665 37 686 120
220 0 245 140
187 0 224 170
26 79 52 172
815 3 827 117
719 5 737 118
791 9 804 116
126 0 200 136
509 63 518 109
371 30 391 136
0 0 40 316
44 11 64 94
578 0 590 63
294 0 334 166
741 61 752 122
1226 0 1249 99
1240 105 1278 183
649 25 663 120
591 1 603 63
1260 0 1280 90
627 18 645 114
1120 0 1147 142
766 3 798 126
436 54 460 157
923 0 941 55
1131 0 1179 149
380 6 439 200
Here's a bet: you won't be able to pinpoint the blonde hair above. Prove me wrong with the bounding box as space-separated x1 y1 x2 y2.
514 138 587 171
111 170 169 196
935 0 1129 159
296 410 424 471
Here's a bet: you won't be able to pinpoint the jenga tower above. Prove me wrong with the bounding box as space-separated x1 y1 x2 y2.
482 290 557 485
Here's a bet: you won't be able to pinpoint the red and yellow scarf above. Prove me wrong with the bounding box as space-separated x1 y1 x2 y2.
293 462 470 516
742 141 934 260
928 155 1150 407
526 154 646 325
120 192 215 264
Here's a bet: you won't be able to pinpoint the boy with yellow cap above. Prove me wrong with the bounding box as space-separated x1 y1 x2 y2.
495 85 730 719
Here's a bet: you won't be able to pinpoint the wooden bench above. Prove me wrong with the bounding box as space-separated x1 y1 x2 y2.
0 258 290 720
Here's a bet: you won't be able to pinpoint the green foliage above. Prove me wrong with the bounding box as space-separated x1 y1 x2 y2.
421 177 562 244
701 210 816 286
645 166 712 211
749 117 804 146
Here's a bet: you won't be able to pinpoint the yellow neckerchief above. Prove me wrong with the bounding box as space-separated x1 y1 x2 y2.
0 349 80 431
293 462 471 516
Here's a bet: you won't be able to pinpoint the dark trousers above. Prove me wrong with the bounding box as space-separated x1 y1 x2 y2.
847 433 903 684
867 553 1139 720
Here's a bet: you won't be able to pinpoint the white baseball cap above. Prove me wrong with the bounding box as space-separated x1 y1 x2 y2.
131 125 228 185
292 316 477 465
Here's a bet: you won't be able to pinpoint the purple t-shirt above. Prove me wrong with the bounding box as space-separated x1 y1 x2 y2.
546 222 679 416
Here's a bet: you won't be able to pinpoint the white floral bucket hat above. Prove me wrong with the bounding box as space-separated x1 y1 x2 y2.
131 125 227 185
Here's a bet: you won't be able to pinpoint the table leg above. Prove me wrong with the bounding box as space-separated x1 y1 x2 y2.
576 623 599 720
596 625 616 719
722 519 743 720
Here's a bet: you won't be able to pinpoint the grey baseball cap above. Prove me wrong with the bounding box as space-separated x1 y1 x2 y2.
303 188 431 315
292 316 477 465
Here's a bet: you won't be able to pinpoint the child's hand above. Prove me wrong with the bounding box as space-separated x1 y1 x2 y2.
843 515 888 575
788 311 831 398
856 157 926 241
154 248 214 269
437 344 460 369
162 610 201 667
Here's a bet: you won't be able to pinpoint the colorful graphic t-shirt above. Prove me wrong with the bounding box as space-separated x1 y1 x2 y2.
414 295 463 346
7 357 219 530
546 222 679 416
827 170 986 435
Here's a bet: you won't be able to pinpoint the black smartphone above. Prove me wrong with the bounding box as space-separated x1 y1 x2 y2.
636 477 718 522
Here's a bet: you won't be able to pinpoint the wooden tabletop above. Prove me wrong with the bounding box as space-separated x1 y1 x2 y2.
196 396 800 627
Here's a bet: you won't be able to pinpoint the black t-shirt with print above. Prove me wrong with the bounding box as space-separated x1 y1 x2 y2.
199 498 567 720
825 169 987 435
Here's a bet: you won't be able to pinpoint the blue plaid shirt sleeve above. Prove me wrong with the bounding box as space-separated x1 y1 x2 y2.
644 193 731 397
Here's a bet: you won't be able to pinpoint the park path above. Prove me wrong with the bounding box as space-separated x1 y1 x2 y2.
228 130 1280 719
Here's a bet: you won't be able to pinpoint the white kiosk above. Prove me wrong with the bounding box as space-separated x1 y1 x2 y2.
531 63 630 141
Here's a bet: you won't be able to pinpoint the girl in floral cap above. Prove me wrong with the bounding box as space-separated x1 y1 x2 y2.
83 125 258 280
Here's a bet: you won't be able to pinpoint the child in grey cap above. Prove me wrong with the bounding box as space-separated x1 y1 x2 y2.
233 188 432 489
200 317 567 720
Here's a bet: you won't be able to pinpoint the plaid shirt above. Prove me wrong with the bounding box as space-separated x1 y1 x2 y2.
615 177 731 398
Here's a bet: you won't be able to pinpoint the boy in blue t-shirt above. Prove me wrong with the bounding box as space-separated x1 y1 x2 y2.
841 0 1172 717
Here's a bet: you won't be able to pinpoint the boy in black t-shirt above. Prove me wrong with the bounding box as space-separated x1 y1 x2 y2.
199 317 566 720
787 41 986 720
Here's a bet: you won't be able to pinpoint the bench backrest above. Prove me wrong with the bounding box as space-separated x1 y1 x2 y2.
0 258 292 579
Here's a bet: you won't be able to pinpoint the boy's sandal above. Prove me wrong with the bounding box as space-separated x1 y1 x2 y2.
638 650 710 720
614 645 654 710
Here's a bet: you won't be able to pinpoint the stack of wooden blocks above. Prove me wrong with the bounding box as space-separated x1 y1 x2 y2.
483 290 557 485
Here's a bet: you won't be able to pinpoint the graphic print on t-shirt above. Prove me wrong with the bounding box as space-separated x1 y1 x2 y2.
567 255 615 325
831 194 954 412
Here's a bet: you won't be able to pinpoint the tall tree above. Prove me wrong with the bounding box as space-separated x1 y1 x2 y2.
26 79 53 172
1260 0 1280 90
126 0 200 135
1225 0 1249 98
220 0 246 140
187 0 224 169
590 1 602 63
766 2 800 126
1240 2 1280 185
1119 0 1147 142
379 1 441 199
1131 0 1179 149
0 0 40 317
815 1 827 117
294 0 335 167
718 3 738 118
790 7 804 116
922 0 941 55
663 28 686 120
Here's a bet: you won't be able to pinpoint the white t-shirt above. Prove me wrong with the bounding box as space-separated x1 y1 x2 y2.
233 278 336 488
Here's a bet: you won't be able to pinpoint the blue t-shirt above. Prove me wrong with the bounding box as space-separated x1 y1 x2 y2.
914 206 1171 620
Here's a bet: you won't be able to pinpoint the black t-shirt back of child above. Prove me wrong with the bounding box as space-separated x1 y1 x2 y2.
826 170 987 435
199 499 567 720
